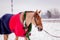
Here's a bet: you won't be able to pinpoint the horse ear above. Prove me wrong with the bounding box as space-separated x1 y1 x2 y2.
35 10 41 14
39 10 41 14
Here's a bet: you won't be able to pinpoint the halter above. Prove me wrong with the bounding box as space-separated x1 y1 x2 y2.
34 13 39 27
24 11 32 40
34 14 38 26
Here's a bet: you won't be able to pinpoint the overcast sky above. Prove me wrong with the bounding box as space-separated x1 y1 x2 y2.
0 0 60 16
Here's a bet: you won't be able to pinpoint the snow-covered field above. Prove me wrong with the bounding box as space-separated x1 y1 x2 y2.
0 20 60 40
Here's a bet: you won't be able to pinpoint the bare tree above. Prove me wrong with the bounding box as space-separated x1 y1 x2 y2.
46 8 60 18
41 8 60 19
46 10 51 18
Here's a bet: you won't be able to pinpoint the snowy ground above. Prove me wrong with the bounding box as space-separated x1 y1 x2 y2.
0 20 60 40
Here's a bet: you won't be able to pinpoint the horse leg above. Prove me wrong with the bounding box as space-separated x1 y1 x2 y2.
15 36 18 40
4 34 8 40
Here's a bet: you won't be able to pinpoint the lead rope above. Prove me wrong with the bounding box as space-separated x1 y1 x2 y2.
11 0 13 14
34 14 60 38
43 29 60 38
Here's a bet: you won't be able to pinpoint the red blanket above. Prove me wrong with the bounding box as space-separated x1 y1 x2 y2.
9 13 26 37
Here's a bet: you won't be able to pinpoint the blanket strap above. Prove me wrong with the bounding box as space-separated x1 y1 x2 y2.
24 11 32 40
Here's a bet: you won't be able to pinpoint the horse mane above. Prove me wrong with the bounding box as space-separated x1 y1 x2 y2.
24 11 34 13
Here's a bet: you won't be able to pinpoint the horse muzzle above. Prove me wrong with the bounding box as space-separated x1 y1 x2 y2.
38 27 43 31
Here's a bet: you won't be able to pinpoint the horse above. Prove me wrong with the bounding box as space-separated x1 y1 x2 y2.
0 10 43 40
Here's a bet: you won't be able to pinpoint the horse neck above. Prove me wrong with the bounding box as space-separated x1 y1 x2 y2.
25 13 34 26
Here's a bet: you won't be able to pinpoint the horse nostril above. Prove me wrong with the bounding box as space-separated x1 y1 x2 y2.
38 28 43 31
40 29 43 31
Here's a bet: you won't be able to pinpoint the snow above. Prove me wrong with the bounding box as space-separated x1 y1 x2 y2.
0 21 60 40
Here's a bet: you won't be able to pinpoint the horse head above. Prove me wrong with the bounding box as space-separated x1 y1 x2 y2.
23 10 43 31
33 10 43 31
